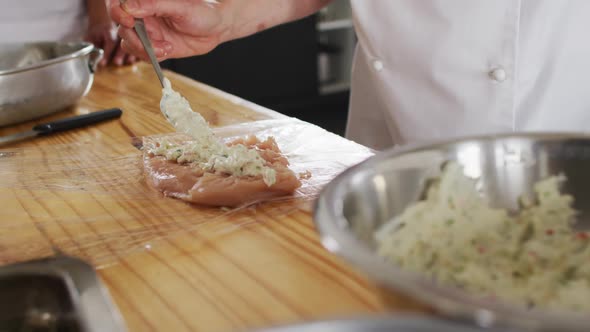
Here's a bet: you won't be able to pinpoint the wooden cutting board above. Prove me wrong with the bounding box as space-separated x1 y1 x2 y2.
0 63 430 332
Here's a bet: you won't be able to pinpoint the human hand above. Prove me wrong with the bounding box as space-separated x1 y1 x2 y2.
108 0 229 61
85 21 139 67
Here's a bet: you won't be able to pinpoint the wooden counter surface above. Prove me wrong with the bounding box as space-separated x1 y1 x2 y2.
0 63 429 332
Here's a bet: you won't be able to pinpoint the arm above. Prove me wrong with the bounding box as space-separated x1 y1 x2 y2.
219 0 334 42
109 0 333 60
86 0 112 27
86 0 139 66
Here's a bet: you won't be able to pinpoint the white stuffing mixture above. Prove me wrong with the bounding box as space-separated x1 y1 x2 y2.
376 162 590 312
148 78 276 186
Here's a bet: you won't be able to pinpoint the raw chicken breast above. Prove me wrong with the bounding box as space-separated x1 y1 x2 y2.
142 135 302 207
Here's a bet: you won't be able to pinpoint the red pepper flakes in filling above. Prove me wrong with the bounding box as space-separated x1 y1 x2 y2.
546 229 554 236
576 232 589 240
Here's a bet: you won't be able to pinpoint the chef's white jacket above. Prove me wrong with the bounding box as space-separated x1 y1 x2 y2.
0 0 87 43
347 0 590 150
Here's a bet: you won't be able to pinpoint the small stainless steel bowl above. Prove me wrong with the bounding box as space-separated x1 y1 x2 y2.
0 42 103 126
314 132 590 332
0 255 126 331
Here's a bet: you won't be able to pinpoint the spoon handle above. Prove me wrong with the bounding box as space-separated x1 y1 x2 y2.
134 19 166 87
119 0 166 87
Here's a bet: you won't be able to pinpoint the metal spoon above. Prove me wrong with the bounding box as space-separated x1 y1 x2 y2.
132 19 166 87
119 0 213 139
120 0 165 87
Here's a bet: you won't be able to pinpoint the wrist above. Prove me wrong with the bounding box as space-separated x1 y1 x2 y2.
210 1 241 44
218 10 267 44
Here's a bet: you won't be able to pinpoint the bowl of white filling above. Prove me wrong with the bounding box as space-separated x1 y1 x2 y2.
314 133 590 332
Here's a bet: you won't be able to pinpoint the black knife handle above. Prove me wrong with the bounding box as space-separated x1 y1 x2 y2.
33 108 123 135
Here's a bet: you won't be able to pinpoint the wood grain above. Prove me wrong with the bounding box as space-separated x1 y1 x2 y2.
0 63 431 332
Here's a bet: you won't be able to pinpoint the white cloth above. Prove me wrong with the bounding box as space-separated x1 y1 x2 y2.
348 0 590 150
0 0 87 43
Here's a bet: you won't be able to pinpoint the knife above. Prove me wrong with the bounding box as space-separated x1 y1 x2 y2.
0 108 123 146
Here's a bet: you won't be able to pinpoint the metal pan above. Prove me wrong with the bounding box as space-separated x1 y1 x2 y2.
0 41 103 126
0 255 126 331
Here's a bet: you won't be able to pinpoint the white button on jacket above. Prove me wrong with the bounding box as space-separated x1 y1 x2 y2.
490 68 507 83
347 0 590 150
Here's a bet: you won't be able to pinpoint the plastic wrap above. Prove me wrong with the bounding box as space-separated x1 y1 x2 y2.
0 118 374 268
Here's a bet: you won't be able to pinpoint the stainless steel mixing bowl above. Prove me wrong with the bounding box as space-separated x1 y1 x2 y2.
0 42 103 126
314 132 590 332
253 316 515 332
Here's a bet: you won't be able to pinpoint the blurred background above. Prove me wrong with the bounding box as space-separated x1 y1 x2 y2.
161 2 355 136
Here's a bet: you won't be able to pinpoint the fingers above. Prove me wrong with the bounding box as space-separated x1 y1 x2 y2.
112 41 140 66
115 0 225 60
118 27 148 60
119 26 172 61
108 0 135 28
143 16 165 41
112 42 127 66
98 36 140 67
83 30 112 67
126 54 139 65
100 34 117 67
122 0 202 19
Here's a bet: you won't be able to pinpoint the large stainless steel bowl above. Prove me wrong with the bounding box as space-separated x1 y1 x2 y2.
254 316 515 332
0 42 103 126
314 132 590 332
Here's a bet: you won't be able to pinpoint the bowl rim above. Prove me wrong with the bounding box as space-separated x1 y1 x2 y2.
252 314 512 332
313 131 590 331
0 41 98 76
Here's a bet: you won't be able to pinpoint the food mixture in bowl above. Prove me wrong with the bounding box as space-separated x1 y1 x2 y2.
376 162 590 312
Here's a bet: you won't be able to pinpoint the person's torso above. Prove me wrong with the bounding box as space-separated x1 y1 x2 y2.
0 0 87 43
348 0 590 150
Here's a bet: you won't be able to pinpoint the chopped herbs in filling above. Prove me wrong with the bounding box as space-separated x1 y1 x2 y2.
376 162 590 312
153 78 276 186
